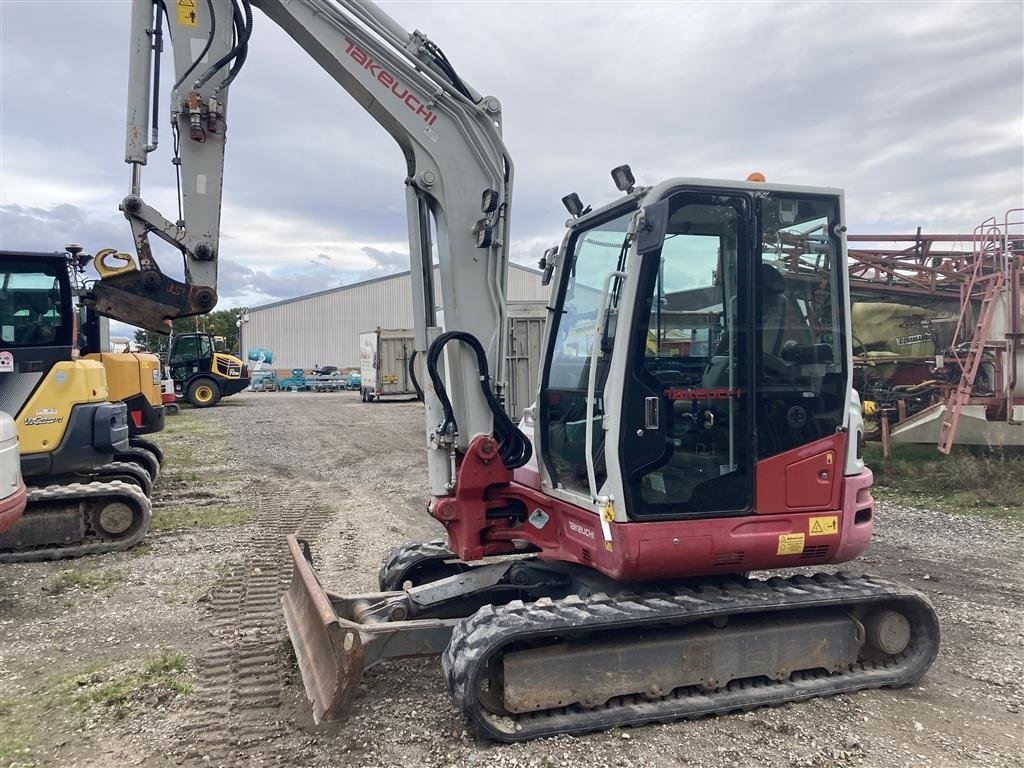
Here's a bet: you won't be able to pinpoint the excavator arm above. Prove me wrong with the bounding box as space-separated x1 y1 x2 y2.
99 0 518 490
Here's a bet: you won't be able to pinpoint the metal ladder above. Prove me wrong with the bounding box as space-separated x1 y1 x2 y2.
936 222 1007 454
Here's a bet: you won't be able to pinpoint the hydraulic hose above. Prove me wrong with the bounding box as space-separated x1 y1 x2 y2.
422 39 473 101
216 0 252 93
194 0 252 91
426 332 532 470
174 0 216 90
408 350 424 402
145 0 165 153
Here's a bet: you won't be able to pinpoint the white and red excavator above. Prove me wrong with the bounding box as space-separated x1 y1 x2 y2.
92 0 939 742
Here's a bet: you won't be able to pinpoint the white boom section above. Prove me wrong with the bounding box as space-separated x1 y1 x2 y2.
113 0 514 495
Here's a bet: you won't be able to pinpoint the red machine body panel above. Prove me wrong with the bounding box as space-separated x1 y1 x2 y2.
755 433 846 512
432 436 874 582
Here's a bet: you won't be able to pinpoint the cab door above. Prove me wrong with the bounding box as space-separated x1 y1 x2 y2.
617 190 755 519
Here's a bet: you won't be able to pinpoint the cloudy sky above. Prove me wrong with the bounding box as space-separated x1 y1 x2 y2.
2 0 1022 324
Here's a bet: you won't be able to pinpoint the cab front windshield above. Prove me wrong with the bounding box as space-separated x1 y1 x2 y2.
542 206 635 494
0 262 71 347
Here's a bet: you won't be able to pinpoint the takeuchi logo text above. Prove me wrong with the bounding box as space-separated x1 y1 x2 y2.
344 39 439 127
664 387 744 401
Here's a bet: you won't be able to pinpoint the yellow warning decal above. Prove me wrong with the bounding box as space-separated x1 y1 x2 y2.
177 0 198 26
826 452 834 465
600 503 614 552
777 533 805 556
382 374 399 383
809 515 839 537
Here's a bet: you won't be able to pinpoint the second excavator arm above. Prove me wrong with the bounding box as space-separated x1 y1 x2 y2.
97 0 522 494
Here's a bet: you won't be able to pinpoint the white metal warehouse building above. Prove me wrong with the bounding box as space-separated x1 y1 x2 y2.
238 263 549 370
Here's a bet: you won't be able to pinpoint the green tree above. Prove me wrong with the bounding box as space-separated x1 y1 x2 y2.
133 307 248 355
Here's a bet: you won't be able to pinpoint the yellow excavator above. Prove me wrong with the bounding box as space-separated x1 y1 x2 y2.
68 245 166 481
0 251 151 562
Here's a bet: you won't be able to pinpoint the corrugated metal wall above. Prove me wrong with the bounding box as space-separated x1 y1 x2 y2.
241 263 548 369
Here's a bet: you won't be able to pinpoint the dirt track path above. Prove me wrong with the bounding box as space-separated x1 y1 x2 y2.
1 391 1021 768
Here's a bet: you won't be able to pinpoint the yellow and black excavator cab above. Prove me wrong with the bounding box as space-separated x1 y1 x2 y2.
0 252 129 477
0 251 151 562
166 331 249 407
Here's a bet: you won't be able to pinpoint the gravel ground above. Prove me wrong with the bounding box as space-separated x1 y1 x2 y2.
1 390 1021 768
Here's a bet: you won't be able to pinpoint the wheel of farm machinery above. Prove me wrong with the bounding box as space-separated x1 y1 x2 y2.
187 378 221 408
378 539 470 591
113 445 160 483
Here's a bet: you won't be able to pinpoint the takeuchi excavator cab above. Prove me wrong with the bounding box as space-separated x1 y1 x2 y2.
166 331 250 407
539 185 856 536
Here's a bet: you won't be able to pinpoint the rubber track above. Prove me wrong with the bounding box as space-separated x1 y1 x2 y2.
377 539 456 591
129 436 165 466
114 445 161 483
93 460 154 497
444 572 940 742
0 481 151 563
173 490 333 765
47 461 154 497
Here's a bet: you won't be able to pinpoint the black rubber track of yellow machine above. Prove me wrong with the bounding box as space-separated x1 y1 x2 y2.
0 481 152 563
114 445 161 483
129 436 165 467
49 460 154 497
443 573 940 742
95 460 154 496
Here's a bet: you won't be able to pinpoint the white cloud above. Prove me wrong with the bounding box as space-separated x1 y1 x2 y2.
1 0 1020 317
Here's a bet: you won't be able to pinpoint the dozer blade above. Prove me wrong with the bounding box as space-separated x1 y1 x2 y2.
282 535 470 724
282 534 365 723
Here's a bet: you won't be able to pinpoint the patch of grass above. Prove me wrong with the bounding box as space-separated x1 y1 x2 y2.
160 469 234 487
61 652 192 717
44 569 118 595
157 412 229 468
151 504 253 532
159 412 217 437
865 443 1024 520
161 469 200 484
0 734 35 767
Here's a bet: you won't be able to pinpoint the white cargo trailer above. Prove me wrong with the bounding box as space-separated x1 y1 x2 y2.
504 301 547 422
359 328 423 402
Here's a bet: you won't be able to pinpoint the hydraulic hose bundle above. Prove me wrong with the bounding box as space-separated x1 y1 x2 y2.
426 332 532 470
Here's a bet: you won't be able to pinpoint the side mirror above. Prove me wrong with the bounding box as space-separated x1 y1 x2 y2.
636 199 669 255
539 247 558 286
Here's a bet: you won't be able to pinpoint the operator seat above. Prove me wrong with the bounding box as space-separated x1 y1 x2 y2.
760 262 789 358
701 262 790 389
